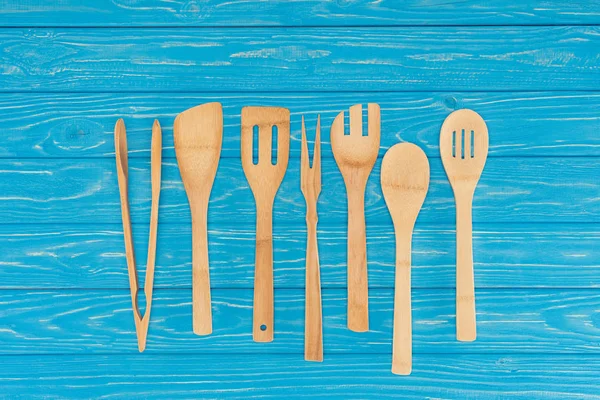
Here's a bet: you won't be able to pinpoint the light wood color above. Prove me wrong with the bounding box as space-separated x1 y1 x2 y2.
174 102 223 336
330 103 380 332
440 109 489 342
301 115 323 362
114 118 162 352
381 143 430 375
241 106 290 342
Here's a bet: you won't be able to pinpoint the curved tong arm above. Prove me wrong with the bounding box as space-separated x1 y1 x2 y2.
115 119 162 352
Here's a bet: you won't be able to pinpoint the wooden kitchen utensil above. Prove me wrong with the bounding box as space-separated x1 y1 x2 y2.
440 109 489 342
301 115 323 362
241 106 290 343
381 143 429 375
331 103 380 332
174 102 223 336
115 118 162 352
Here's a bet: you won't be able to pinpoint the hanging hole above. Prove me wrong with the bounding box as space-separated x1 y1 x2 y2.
260 324 267 331
452 130 456 157
471 130 475 158
461 129 465 159
252 125 259 165
271 125 278 165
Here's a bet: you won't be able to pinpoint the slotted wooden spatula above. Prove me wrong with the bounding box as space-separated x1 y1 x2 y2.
241 106 290 342
115 118 162 352
174 102 223 336
381 143 429 375
440 109 489 342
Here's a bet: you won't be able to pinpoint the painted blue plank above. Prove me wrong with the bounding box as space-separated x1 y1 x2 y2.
0 27 598 92
1 223 598 289
0 354 599 399
0 157 596 224
2 1 600 26
0 289 598 354
1 92 599 159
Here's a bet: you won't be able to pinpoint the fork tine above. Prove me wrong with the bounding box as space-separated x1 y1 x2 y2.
367 103 380 138
301 115 309 171
349 104 362 137
314 115 321 192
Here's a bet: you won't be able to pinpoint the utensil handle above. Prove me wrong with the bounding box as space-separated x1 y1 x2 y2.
347 190 369 332
192 207 212 336
456 195 476 341
392 227 412 375
305 203 323 361
254 201 274 342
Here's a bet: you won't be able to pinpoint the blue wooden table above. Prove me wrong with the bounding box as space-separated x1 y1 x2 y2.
0 1 599 398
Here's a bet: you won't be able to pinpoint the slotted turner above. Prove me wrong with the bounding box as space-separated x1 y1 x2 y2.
241 106 290 342
440 109 489 342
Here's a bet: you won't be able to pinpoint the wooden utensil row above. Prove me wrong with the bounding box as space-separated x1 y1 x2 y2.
114 104 488 376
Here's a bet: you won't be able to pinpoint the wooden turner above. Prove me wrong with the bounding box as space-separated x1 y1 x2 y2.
174 102 223 336
114 118 162 352
381 143 429 375
241 106 290 342
440 109 489 342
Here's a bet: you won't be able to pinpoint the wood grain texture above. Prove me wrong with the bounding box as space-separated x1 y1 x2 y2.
0 92 600 158
0 27 598 92
1 1 599 27
2 223 598 289
1 353 598 399
0 354 599 399
1 92 599 159
1 288 600 354
0 157 597 224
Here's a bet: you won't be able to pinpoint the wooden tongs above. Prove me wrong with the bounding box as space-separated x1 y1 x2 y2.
114 118 162 352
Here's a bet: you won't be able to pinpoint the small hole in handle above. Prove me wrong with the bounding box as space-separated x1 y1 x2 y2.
260 324 267 331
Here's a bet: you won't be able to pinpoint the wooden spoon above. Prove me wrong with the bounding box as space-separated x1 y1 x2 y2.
440 109 489 342
330 103 380 332
174 102 223 336
241 106 290 342
381 143 429 375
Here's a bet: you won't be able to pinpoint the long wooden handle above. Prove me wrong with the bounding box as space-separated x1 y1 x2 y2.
304 202 322 361
347 189 369 332
191 204 212 336
253 200 274 342
456 194 476 341
137 120 162 351
392 227 413 375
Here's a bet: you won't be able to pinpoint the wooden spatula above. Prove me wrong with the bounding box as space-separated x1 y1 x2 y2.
381 143 429 375
115 118 162 352
301 115 323 361
331 103 380 332
174 102 223 336
440 109 489 342
241 106 290 342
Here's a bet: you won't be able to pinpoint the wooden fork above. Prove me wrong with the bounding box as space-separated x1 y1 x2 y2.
301 115 323 361
330 103 380 332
